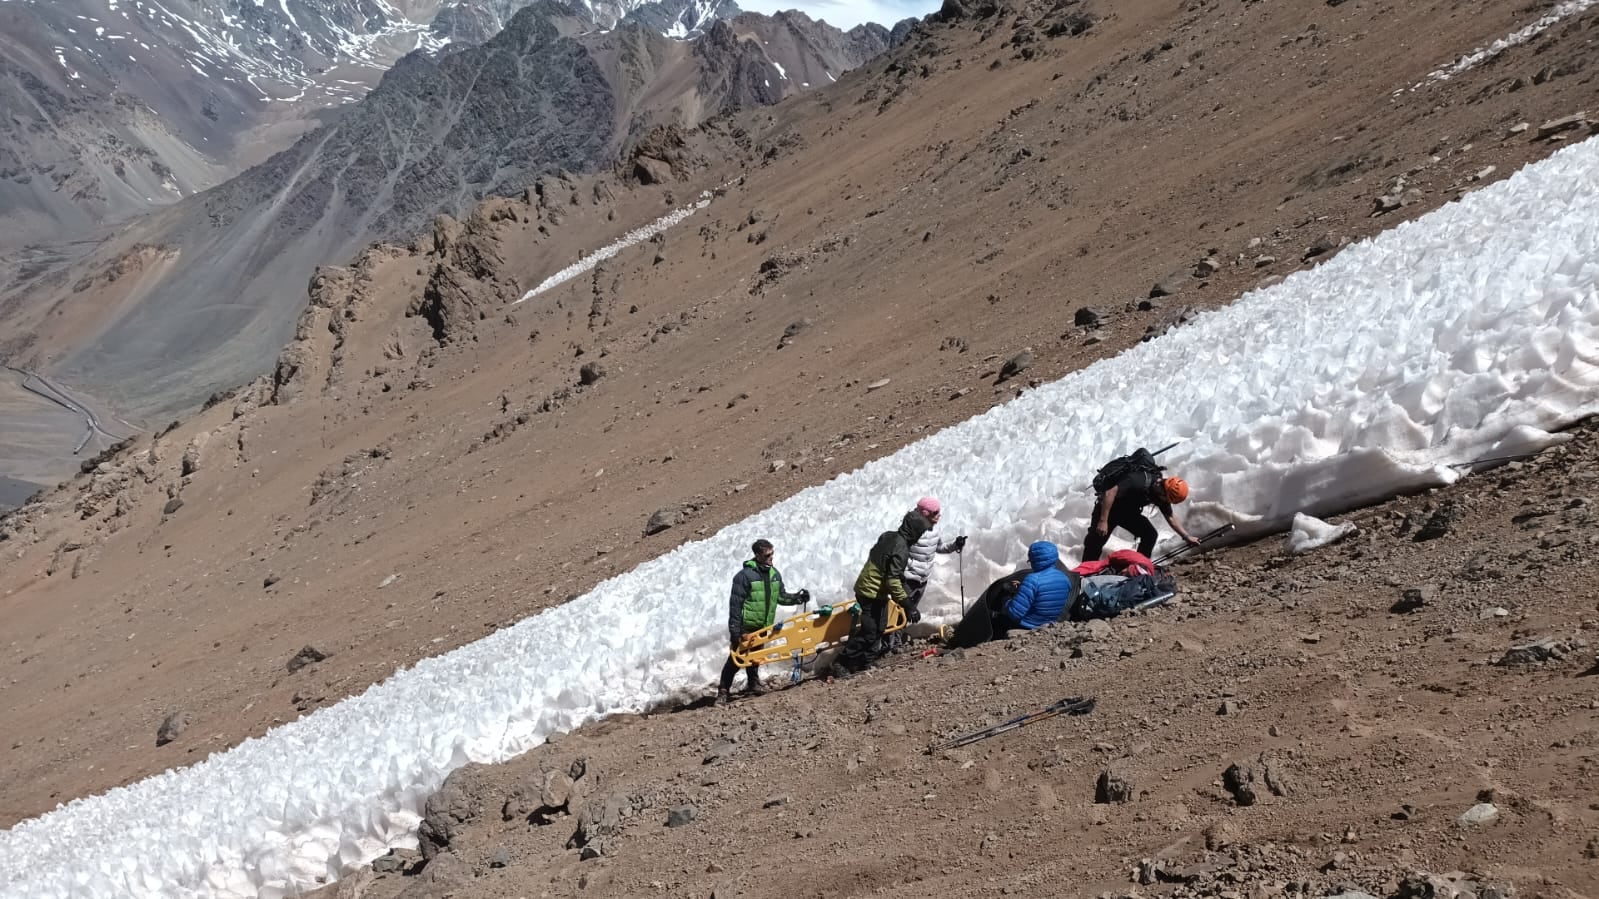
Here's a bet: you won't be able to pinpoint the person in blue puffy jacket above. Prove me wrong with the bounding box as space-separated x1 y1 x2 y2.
995 541 1075 635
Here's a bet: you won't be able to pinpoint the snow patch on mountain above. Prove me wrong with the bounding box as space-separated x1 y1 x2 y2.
16 0 745 116
1418 0 1599 85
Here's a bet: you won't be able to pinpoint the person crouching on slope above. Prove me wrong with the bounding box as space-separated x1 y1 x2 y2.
719 539 810 705
903 497 966 625
834 511 929 678
1084 466 1200 562
992 541 1075 638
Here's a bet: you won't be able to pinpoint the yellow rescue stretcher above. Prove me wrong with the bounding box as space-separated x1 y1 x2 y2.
729 600 908 669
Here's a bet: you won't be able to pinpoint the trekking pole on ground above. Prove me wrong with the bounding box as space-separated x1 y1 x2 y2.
927 696 1096 753
1448 449 1550 469
1153 523 1236 566
1151 441 1181 457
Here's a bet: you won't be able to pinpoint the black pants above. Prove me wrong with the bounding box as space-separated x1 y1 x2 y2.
990 609 1021 639
718 637 760 691
1082 499 1158 561
903 579 926 623
838 596 889 670
722 627 757 687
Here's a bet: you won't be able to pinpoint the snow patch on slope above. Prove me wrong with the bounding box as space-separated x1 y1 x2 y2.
1285 513 1357 555
4 134 1599 899
1420 0 1599 84
515 191 717 302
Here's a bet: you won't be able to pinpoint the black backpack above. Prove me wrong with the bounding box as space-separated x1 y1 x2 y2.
1091 447 1164 495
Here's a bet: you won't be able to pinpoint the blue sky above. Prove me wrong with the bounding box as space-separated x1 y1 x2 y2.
737 1 941 28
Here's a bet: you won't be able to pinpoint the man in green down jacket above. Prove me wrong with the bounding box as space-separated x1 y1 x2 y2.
834 510 930 678
719 539 810 704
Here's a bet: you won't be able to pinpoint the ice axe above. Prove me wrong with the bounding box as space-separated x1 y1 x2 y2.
1106 441 1182 471
1153 523 1235 566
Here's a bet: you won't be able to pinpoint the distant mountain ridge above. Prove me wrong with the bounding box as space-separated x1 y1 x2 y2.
0 0 748 250
1 0 911 426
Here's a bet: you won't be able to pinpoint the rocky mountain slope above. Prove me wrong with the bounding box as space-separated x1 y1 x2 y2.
0 1 1596 893
0 0 749 251
0 1 902 440
307 419 1599 899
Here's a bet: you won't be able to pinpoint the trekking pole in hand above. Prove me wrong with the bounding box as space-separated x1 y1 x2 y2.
1154 523 1236 566
958 547 967 617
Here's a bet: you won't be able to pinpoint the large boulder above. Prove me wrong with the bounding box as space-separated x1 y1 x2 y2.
1095 767 1135 804
1222 754 1297 806
633 156 675 185
396 852 472 899
418 765 489 860
155 710 192 747
503 757 592 824
568 791 641 856
408 265 505 344
431 214 465 256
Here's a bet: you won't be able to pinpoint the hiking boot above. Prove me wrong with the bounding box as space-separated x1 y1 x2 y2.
715 688 732 706
743 680 767 697
829 662 862 682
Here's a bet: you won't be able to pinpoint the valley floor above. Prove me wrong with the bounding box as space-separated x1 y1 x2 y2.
0 370 85 505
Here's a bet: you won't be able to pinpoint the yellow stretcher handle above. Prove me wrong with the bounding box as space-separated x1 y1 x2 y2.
729 599 908 669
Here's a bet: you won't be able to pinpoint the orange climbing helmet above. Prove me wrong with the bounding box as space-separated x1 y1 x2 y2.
1163 477 1190 504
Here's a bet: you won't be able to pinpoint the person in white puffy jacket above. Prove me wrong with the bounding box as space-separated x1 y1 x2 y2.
902 496 965 623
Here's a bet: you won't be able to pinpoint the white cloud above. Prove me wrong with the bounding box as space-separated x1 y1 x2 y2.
737 0 939 28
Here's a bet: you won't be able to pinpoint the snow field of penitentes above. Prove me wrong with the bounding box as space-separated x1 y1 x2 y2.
3 135 1598 899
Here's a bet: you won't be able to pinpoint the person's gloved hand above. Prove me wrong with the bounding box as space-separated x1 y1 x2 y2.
798 589 812 603
953 535 967 551
909 607 922 624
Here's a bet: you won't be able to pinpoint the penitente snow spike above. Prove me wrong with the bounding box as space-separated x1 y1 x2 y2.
927 696 1096 753
1153 523 1235 566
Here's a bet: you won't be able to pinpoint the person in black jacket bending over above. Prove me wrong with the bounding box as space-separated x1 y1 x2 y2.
833 511 929 678
1084 463 1199 561
719 539 809 704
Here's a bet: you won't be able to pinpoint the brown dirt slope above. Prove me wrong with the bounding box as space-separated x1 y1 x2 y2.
314 420 1599 899
1 0 1596 861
